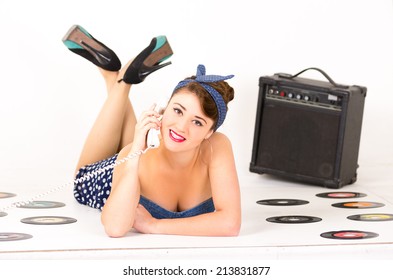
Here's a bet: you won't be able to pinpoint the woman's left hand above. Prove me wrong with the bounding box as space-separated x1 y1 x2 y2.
133 204 157 234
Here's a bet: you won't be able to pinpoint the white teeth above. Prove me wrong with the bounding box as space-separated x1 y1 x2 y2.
170 130 185 140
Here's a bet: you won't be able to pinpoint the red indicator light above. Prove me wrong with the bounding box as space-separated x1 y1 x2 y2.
280 91 285 97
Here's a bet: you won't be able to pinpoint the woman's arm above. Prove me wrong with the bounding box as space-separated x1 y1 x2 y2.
133 133 241 236
101 105 162 238
100 144 141 238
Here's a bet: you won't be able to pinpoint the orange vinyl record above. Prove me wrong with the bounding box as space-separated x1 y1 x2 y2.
332 201 385 209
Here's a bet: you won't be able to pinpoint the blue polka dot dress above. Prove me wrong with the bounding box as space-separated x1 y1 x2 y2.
73 154 118 210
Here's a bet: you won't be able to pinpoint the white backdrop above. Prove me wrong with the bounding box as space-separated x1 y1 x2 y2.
0 0 392 189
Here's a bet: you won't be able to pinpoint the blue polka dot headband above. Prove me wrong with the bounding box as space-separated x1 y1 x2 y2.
173 64 234 130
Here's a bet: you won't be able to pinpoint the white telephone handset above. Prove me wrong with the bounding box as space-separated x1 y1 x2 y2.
147 103 165 149
147 125 160 148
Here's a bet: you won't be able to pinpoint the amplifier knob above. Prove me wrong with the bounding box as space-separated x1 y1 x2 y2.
304 95 311 101
288 92 294 98
296 94 302 100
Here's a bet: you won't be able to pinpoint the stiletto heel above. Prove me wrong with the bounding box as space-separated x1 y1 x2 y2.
62 25 121 71
118 36 173 84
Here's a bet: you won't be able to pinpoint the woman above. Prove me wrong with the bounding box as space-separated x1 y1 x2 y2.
63 25 241 237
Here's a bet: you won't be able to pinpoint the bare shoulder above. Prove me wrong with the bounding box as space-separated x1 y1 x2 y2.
209 132 233 150
200 132 234 167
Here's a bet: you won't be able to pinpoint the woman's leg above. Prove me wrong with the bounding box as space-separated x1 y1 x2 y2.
75 60 137 172
101 63 137 150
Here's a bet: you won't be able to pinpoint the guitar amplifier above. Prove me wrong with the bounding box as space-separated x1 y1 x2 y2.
249 68 367 188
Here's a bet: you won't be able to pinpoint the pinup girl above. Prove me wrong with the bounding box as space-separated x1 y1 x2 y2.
62 25 241 237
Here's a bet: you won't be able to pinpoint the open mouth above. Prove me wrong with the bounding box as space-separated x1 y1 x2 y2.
169 129 186 143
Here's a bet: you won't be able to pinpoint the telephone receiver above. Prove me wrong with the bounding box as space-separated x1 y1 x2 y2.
147 102 166 149
147 125 160 148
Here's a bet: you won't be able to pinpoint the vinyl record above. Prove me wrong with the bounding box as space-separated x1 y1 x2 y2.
321 230 378 240
316 192 366 199
332 201 385 209
0 232 33 242
257 199 309 206
17 201 66 209
266 215 322 224
20 216 77 225
0 192 16 199
347 213 393 222
0 212 7 217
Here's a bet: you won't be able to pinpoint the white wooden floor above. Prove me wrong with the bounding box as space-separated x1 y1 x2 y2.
1 159 392 280
1 163 392 260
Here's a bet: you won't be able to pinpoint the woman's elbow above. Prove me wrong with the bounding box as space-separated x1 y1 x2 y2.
101 216 130 238
228 222 241 236
222 216 241 237
103 225 129 238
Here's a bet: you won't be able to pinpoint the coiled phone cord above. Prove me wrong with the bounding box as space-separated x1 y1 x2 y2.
0 147 151 213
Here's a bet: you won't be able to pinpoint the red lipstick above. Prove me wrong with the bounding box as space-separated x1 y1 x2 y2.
169 129 186 143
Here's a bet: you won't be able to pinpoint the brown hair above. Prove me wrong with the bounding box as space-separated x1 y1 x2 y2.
172 76 235 130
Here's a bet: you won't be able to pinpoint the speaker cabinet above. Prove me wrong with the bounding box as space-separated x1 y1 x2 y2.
250 69 367 188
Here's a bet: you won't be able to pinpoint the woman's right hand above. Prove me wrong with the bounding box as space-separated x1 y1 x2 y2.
130 104 162 153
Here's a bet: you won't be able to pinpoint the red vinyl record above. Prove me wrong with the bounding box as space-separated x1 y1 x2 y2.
321 230 378 240
316 192 366 199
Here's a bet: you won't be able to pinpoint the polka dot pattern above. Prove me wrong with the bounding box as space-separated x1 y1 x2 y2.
73 154 118 210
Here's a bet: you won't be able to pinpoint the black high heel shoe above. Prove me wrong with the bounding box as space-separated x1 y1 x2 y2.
118 36 173 84
62 25 121 71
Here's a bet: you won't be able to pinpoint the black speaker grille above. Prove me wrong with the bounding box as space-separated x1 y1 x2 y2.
256 99 341 179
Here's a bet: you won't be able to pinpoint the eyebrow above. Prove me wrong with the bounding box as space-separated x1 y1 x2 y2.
174 102 208 124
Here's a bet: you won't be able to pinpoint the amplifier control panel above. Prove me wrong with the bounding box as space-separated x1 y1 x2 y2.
266 85 343 109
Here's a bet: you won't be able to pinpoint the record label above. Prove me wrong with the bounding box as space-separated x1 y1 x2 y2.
316 192 366 199
0 232 33 242
257 199 309 206
332 201 385 209
321 230 378 240
0 192 16 199
347 213 393 222
17 201 66 209
21 216 77 225
266 215 322 224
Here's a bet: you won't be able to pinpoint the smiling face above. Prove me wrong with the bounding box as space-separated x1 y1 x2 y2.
161 90 214 152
